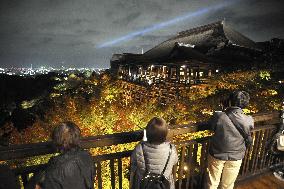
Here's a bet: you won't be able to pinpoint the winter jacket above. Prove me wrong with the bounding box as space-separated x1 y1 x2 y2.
130 141 178 189
36 148 94 189
0 164 20 189
266 121 284 156
208 107 254 161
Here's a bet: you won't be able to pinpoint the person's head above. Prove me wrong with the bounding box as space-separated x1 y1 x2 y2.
52 121 81 152
146 117 168 144
229 91 250 109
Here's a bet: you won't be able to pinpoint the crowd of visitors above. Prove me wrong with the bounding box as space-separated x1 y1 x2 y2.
1 90 283 189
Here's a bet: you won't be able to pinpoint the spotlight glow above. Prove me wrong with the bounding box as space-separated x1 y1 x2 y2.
97 1 238 48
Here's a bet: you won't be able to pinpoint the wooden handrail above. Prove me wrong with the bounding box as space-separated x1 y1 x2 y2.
3 111 283 189
0 111 280 161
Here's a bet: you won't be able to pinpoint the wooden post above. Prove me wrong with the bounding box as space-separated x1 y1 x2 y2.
162 66 166 79
176 65 180 83
127 65 131 81
208 69 212 77
186 67 189 84
134 65 138 79
168 65 172 81
197 67 200 79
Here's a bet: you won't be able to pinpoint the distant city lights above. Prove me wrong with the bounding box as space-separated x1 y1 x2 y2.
0 67 106 77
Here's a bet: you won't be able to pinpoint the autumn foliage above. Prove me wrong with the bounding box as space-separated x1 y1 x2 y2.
1 70 283 188
3 70 282 145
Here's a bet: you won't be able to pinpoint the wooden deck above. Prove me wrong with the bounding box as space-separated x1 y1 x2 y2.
236 172 284 189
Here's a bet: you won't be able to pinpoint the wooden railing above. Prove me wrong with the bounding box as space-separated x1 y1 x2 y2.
0 111 283 189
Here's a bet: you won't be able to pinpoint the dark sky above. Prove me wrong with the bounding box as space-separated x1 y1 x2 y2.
0 0 284 68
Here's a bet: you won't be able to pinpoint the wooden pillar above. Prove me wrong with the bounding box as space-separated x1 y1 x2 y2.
176 66 180 82
143 66 147 76
168 65 172 80
118 65 122 79
123 65 128 80
197 67 200 79
162 66 166 79
142 65 147 84
180 65 186 83
138 66 142 76
186 67 190 83
128 65 131 76
184 66 188 80
134 65 139 81
208 69 212 77
197 67 200 84
191 69 195 79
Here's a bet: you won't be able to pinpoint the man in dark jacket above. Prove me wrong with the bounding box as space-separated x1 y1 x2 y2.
272 106 284 181
0 164 21 189
205 91 254 189
27 121 94 189
0 139 21 189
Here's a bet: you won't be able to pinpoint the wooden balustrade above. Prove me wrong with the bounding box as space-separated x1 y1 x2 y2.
0 111 283 189
117 80 208 104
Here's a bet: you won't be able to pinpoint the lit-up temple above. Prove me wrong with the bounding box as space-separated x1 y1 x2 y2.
110 21 262 85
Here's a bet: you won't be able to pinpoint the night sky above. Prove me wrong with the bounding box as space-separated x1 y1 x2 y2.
0 0 284 68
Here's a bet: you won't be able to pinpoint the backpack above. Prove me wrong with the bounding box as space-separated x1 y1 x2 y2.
140 143 172 189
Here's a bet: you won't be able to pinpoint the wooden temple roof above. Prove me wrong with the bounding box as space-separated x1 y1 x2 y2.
143 21 261 60
111 21 263 67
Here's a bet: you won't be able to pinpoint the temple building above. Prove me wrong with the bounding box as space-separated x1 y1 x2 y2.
110 21 266 85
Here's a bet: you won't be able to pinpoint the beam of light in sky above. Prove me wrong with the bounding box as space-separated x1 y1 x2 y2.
97 0 239 48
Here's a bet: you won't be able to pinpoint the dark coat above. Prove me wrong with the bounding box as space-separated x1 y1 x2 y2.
130 141 178 189
266 122 284 156
28 148 95 189
0 164 20 189
208 107 254 160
